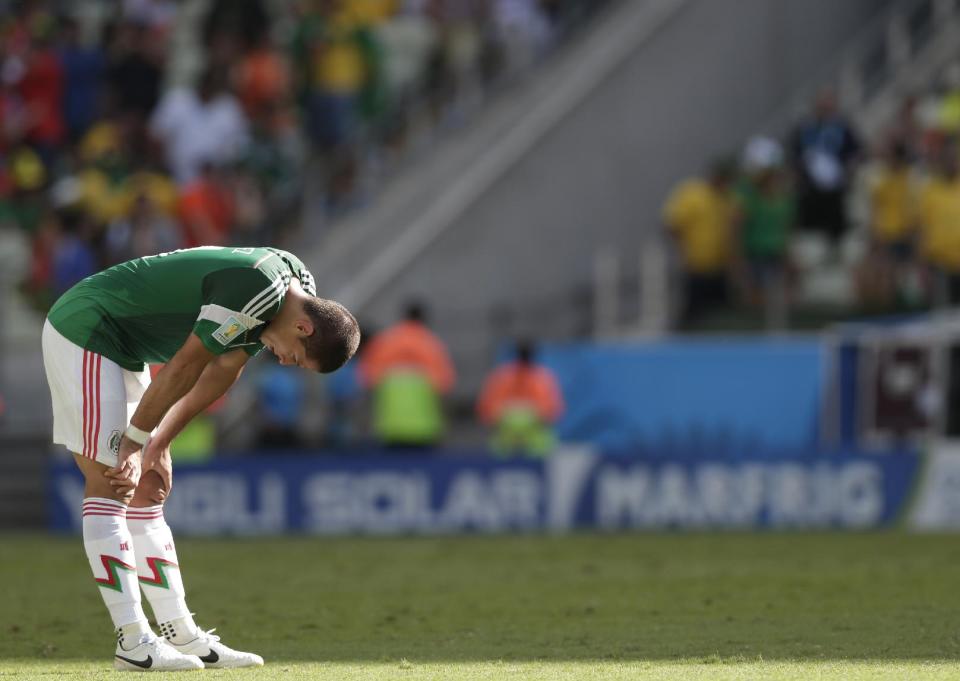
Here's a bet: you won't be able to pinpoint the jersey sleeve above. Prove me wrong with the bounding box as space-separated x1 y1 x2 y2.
193 267 285 356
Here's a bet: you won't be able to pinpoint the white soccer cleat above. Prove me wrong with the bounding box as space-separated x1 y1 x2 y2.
114 631 204 672
166 627 264 669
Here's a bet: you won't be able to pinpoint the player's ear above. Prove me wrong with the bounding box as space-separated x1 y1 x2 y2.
294 318 315 337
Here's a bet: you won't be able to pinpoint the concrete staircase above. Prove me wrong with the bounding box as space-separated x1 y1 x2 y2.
302 0 896 392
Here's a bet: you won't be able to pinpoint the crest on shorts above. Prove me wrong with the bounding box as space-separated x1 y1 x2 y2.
212 316 246 345
108 430 122 455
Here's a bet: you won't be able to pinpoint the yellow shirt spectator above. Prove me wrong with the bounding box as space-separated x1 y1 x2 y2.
663 179 737 274
79 168 129 224
79 122 122 163
126 171 178 216
343 0 397 26
79 170 178 224
918 174 960 271
870 166 916 243
312 13 370 94
314 45 365 94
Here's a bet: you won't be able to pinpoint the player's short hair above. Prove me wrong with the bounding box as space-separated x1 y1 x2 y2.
300 298 361 373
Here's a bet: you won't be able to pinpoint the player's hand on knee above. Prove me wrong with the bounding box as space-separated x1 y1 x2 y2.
143 438 173 502
105 435 143 495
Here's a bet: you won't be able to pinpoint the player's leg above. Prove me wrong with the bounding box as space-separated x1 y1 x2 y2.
122 370 263 669
41 321 202 672
72 454 150 647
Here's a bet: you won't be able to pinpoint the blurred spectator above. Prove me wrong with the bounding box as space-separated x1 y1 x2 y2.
490 0 553 82
325 356 364 447
360 301 455 449
0 78 30 153
234 32 291 123
58 16 105 143
104 193 180 264
736 137 794 322
16 17 65 164
123 0 178 38
77 119 135 225
663 158 739 327
255 361 307 449
293 2 383 150
423 0 486 123
223 161 266 240
858 142 920 309
25 218 57 309
123 0 179 36
50 209 97 298
540 0 608 39
917 147 960 307
176 161 235 248
241 110 304 241
936 62 960 136
915 74 952 158
105 20 163 124
202 0 270 68
673 61 960 324
883 95 924 163
476 339 563 457
125 162 178 216
75 119 177 228
374 2 437 147
149 68 249 184
324 325 372 448
292 0 387 208
3 147 47 232
790 88 861 245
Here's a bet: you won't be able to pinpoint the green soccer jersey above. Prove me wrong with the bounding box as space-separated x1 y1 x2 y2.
47 246 317 371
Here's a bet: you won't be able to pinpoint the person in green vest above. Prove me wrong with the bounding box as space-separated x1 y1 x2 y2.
736 136 795 325
360 301 455 449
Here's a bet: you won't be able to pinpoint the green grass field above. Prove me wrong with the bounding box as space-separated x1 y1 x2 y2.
1 533 959 680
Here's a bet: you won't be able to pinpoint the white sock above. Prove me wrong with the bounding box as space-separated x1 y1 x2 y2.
127 505 196 642
157 614 201 644
117 619 152 650
81 498 148 632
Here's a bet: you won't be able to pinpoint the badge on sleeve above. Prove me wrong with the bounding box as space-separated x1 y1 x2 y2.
212 316 247 345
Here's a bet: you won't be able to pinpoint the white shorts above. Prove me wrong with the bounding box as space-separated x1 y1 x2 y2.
42 320 151 467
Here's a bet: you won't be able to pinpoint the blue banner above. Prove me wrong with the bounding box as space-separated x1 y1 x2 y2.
541 340 824 452
48 449 921 535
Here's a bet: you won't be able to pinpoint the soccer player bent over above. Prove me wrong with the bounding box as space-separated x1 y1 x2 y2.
41 246 360 671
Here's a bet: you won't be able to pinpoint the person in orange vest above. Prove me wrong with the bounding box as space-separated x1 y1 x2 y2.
476 340 564 457
359 301 455 448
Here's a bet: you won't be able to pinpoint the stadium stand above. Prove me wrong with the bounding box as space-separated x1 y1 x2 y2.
658 0 960 331
2 0 952 483
1 0 611 319
0 0 611 432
